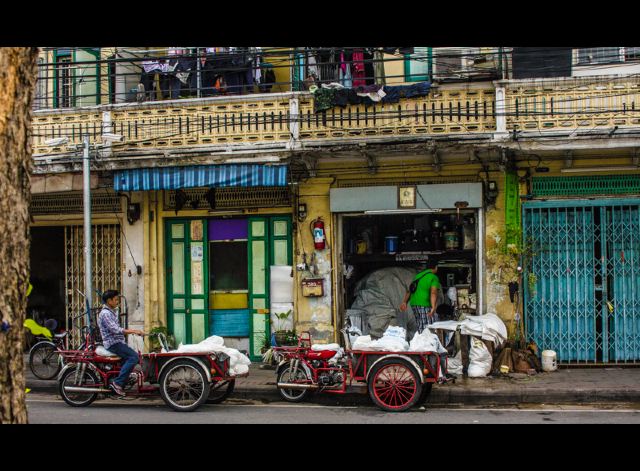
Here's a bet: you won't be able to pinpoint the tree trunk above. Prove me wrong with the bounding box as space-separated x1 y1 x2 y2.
0 47 38 424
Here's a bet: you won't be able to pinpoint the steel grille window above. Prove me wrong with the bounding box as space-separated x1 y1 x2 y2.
625 47 640 61
57 56 73 108
576 47 622 65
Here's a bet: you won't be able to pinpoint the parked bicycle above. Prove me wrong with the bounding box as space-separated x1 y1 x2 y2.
27 313 92 380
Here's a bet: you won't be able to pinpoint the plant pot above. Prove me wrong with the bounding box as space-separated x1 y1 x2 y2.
275 331 289 346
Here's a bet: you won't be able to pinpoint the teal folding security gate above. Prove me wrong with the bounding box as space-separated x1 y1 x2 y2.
523 199 640 364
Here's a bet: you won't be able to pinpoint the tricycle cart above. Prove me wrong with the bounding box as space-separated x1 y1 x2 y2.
274 327 444 412
57 333 244 412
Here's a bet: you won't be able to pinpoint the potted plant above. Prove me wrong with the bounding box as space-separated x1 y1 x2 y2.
148 325 176 352
273 310 294 346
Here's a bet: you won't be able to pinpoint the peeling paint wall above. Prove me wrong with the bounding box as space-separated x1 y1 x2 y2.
121 191 145 333
483 171 509 320
293 178 335 343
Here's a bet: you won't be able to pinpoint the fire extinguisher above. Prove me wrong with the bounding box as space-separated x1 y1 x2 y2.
310 217 326 250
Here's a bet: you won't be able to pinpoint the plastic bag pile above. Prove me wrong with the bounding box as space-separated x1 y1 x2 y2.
170 335 251 376
351 326 446 354
427 313 508 378
428 313 507 347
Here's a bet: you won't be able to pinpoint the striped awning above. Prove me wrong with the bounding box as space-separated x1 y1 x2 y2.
113 164 288 191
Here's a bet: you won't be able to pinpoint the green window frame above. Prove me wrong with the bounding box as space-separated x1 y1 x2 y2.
404 47 432 82
53 48 101 109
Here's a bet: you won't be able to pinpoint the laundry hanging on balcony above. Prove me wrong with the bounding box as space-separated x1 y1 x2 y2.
311 81 432 113
113 164 288 191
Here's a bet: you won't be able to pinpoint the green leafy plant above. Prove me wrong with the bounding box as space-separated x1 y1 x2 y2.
148 325 176 352
273 310 293 332
260 334 272 354
487 228 537 291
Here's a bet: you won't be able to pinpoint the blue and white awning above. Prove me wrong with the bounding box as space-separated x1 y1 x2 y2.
113 164 288 191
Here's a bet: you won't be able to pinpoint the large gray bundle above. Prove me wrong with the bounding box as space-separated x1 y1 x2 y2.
350 267 419 339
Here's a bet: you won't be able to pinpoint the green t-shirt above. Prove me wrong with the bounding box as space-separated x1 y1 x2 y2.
409 269 441 307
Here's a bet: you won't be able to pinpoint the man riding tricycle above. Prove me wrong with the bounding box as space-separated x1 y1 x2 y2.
57 290 243 412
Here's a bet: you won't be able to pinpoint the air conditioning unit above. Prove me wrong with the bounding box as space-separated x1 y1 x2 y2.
432 48 467 80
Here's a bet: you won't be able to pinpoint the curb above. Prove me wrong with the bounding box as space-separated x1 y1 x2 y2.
27 381 640 406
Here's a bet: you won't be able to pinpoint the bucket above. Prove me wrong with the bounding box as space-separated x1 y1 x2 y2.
385 236 399 254
541 350 558 372
444 232 458 250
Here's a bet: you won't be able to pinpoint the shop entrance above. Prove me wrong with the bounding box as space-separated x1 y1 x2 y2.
338 210 480 338
166 216 292 360
28 224 122 347
29 227 66 339
523 199 640 364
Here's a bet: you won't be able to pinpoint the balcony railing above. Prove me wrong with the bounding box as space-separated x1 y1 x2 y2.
31 64 640 157
504 76 640 132
31 86 498 156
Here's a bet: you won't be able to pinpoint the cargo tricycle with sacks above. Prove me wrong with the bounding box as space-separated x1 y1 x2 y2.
273 322 446 412
57 332 244 412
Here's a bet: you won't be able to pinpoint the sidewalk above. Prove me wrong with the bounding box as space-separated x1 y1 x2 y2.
25 354 640 406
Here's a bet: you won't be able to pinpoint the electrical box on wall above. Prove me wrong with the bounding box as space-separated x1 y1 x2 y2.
301 278 324 297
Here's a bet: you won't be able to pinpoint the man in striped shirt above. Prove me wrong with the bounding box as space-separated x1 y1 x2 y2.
97 290 145 396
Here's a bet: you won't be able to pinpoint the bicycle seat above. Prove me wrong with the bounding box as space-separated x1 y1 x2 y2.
54 332 68 339
95 346 121 360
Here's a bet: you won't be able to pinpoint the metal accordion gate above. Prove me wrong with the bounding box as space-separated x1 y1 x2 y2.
523 199 640 364
65 224 122 347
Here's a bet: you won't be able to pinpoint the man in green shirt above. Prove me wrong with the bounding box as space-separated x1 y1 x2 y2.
399 260 442 333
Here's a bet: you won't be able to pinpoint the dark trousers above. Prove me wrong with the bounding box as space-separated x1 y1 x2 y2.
108 342 139 387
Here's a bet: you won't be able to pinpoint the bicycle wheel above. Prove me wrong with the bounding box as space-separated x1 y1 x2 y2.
367 358 422 412
206 379 235 404
159 359 210 412
29 342 61 380
58 367 100 407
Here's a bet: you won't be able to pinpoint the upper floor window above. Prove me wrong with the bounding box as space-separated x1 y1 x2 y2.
576 47 623 65
404 47 431 82
624 47 640 61
55 52 73 108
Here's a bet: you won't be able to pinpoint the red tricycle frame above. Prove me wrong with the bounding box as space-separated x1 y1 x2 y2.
274 331 443 412
57 335 245 412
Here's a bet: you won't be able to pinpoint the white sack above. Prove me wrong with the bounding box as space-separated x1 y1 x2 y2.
383 325 407 339
447 351 463 375
352 335 375 350
429 314 508 347
468 338 492 377
409 330 447 354
171 335 250 377
372 336 409 352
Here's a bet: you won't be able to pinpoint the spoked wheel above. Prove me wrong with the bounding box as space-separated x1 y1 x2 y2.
30 342 61 380
58 367 100 407
277 366 311 403
159 360 210 412
206 379 235 404
367 358 422 412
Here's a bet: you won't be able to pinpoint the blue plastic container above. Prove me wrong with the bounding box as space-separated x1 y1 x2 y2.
385 236 399 254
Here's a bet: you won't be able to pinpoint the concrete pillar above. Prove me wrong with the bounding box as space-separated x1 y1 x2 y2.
293 178 334 343
494 84 509 140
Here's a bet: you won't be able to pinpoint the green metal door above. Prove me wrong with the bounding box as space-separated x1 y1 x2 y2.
247 216 293 361
248 217 269 361
166 219 209 345
524 199 640 364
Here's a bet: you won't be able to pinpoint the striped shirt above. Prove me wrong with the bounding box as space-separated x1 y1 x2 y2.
98 305 125 349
